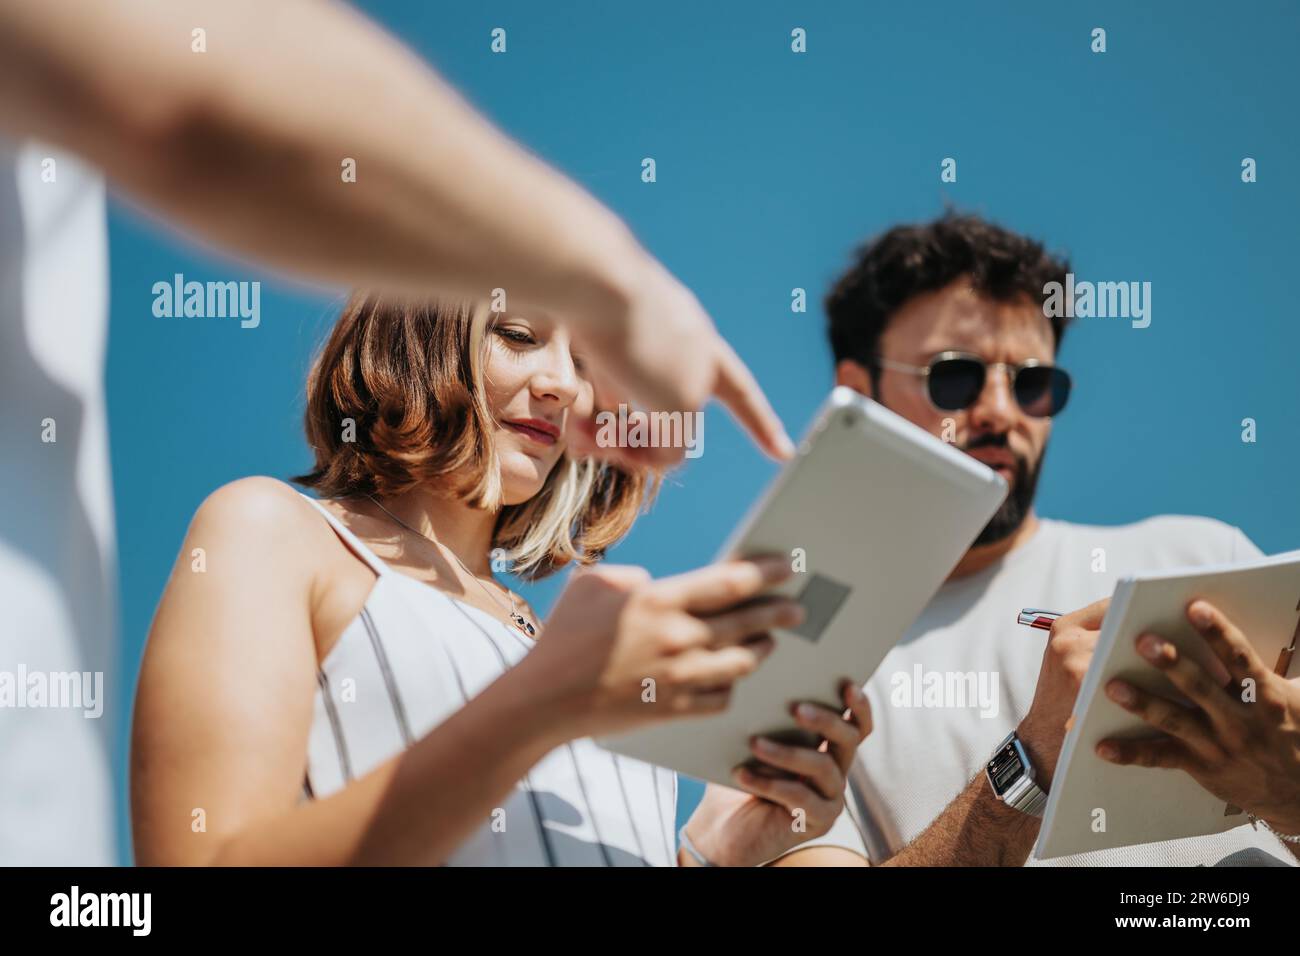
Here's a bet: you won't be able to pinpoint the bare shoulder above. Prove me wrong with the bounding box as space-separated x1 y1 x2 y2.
186 476 334 570
191 474 315 523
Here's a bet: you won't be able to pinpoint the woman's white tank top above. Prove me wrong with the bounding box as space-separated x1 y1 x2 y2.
298 493 678 866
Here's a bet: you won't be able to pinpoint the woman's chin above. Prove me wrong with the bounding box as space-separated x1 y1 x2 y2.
498 451 554 504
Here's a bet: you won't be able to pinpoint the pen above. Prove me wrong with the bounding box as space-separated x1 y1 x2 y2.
1017 608 1062 630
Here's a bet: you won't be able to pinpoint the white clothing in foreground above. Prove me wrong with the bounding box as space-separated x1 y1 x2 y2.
0 139 117 865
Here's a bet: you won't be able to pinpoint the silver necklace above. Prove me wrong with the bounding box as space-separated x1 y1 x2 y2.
365 494 537 638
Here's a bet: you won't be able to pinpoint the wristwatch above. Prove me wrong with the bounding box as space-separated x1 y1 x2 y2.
985 730 1048 817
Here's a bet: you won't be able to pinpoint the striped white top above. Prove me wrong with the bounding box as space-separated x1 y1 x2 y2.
299 493 678 866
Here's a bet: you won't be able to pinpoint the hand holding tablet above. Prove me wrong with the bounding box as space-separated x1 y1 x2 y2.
601 387 1007 786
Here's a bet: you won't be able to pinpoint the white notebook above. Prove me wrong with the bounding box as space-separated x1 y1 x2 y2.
1034 550 1300 860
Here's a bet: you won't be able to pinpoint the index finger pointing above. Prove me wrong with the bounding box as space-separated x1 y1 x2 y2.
712 337 796 462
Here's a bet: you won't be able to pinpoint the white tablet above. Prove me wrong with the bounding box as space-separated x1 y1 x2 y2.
599 386 1008 786
1034 550 1300 860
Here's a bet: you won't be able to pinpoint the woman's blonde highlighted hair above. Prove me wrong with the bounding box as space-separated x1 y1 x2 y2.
294 293 655 579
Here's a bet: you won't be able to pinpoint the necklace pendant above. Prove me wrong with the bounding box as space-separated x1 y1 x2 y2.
510 612 537 637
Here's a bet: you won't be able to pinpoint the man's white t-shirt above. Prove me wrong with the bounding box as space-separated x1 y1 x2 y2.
0 139 117 864
812 515 1294 866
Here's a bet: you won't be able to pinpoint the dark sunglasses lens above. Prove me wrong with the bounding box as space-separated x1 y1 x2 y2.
1015 366 1072 417
928 358 986 410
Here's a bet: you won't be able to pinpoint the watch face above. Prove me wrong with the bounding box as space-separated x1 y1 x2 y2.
988 741 1024 797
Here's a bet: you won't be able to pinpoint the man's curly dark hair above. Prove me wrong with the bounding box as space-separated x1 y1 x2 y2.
826 212 1072 394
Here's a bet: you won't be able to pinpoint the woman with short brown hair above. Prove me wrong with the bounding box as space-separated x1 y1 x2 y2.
131 295 870 866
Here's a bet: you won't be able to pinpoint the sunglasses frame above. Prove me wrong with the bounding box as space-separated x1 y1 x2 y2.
873 350 1071 418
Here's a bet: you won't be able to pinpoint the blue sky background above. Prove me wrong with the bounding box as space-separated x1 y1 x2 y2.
104 1 1299 862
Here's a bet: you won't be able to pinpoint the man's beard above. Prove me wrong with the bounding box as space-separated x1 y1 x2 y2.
965 436 1043 547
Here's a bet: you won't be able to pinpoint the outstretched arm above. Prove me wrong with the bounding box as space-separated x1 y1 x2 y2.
0 0 791 465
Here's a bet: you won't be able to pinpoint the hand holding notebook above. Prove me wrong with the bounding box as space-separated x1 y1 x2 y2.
1034 551 1300 860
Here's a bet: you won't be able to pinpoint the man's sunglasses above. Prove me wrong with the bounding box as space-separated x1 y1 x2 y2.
874 351 1072 418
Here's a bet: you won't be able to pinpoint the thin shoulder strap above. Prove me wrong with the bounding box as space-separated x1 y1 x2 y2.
298 493 390 577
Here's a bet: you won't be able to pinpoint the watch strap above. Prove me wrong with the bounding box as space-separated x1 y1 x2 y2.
988 730 1048 819
1010 781 1048 818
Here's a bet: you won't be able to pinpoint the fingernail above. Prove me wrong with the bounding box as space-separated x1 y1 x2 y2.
1189 602 1211 628
760 555 793 575
1097 742 1119 761
797 703 819 721
1138 633 1165 661
752 737 776 754
1106 680 1135 706
781 604 806 626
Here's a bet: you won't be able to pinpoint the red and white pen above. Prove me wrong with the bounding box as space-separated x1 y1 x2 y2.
1017 608 1062 630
